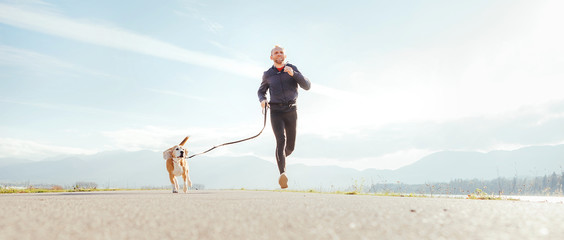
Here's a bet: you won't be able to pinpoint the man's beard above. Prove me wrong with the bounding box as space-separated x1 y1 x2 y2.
274 57 284 65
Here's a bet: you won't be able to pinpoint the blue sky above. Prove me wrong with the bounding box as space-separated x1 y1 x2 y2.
1 0 563 170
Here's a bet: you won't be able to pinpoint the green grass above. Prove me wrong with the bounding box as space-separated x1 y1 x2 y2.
254 188 516 200
0 188 123 194
465 188 503 200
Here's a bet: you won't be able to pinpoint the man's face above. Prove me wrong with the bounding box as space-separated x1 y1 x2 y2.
270 47 286 65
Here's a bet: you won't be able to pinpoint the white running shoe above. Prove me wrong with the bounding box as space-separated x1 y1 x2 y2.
279 172 288 189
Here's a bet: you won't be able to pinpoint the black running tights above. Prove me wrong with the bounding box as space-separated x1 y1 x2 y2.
270 110 297 174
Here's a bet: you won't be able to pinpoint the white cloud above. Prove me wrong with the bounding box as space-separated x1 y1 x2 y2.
176 0 223 34
0 138 96 160
209 41 259 64
0 2 347 100
291 148 434 170
145 88 208 102
300 0 564 136
294 99 564 170
0 98 158 121
3 98 562 168
101 126 176 152
0 45 71 68
100 124 273 153
0 2 262 79
0 44 113 78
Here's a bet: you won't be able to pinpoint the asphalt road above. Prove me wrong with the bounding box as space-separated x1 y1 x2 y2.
1 190 563 240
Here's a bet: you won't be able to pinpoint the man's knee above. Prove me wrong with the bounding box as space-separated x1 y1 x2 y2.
285 147 294 157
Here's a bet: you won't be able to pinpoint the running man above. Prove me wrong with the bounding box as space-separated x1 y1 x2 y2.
257 45 311 189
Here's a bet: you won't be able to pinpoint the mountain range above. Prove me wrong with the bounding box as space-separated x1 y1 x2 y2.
0 144 562 190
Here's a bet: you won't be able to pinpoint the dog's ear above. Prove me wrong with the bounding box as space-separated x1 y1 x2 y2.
163 148 172 160
182 146 188 156
179 136 189 146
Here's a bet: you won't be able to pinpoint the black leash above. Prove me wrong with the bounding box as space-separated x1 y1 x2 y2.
188 105 269 159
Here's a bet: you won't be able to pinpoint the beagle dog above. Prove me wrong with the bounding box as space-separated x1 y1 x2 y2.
163 137 192 193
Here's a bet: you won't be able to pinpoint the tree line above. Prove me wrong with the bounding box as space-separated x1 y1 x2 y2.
368 172 564 196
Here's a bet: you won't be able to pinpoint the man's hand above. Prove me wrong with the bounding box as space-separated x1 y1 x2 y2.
284 66 294 76
261 100 269 109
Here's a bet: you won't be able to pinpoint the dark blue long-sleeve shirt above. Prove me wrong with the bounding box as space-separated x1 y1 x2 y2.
257 63 311 104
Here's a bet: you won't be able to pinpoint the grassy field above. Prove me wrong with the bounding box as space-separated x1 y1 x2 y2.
0 187 126 194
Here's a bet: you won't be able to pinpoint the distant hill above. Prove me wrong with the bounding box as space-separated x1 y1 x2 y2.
0 157 33 167
0 145 562 189
392 145 564 183
0 150 166 188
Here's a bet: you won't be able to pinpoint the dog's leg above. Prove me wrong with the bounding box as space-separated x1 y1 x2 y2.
182 173 188 193
186 171 193 188
169 173 178 193
185 164 193 188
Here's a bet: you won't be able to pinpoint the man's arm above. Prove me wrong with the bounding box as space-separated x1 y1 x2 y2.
257 73 269 107
290 66 311 91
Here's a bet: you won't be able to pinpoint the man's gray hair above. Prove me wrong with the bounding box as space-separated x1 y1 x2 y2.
271 45 284 56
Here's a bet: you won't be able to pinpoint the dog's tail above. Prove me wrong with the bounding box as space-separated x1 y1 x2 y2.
179 136 189 146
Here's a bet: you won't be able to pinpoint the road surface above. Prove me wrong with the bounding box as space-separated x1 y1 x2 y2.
1 190 563 239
